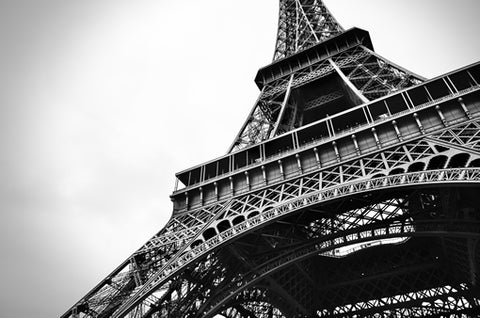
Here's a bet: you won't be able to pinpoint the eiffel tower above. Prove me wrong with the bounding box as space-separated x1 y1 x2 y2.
63 1 480 317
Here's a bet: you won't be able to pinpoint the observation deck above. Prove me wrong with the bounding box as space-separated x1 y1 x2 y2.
172 62 480 212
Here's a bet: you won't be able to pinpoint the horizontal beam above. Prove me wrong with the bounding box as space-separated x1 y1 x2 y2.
172 62 480 211
256 28 373 88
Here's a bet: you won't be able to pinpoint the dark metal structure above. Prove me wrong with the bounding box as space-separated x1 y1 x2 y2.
63 1 480 317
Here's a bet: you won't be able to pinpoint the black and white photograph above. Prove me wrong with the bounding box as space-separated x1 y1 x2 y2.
1 1 480 317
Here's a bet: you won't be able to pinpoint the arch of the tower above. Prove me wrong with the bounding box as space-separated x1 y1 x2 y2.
74 130 480 318
116 125 480 316
184 142 480 251
137 182 480 318
203 186 480 317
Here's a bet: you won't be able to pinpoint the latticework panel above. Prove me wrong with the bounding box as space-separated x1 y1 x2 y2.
229 45 425 152
62 0 480 317
332 46 424 101
273 0 343 61
198 186 480 317
65 114 480 317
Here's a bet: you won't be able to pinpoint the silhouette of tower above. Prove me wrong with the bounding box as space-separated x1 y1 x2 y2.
63 1 480 317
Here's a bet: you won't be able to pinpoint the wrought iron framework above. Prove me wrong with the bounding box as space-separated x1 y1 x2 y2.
62 1 480 317
273 0 343 61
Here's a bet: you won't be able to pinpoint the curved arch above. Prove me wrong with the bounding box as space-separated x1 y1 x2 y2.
114 168 480 317
427 155 448 170
407 161 425 173
191 240 203 248
203 218 480 317
203 228 217 241
232 215 245 226
447 153 470 168
217 220 231 233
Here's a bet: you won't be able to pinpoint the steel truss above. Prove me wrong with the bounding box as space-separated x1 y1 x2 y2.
273 0 343 61
62 1 480 318
229 45 425 152
66 124 480 317
66 112 480 318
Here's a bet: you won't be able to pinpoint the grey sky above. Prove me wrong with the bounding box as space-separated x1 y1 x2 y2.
0 1 479 317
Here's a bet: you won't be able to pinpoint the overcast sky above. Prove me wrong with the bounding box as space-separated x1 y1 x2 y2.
0 1 479 317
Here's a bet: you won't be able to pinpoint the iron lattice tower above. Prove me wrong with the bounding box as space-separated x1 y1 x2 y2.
63 1 480 317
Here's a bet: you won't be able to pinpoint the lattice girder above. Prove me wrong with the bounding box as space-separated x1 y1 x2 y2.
230 43 427 152
66 123 480 317
197 187 480 317
63 119 478 316
122 187 480 318
110 174 480 318
273 0 343 61
201 219 478 316
214 66 480 201
62 1 480 318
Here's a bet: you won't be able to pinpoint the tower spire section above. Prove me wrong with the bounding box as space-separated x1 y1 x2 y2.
273 0 343 61
228 0 422 153
228 0 344 153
